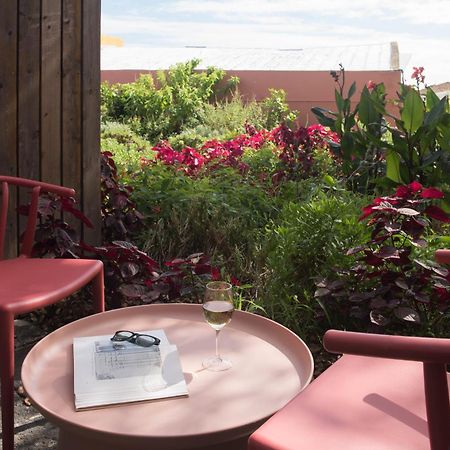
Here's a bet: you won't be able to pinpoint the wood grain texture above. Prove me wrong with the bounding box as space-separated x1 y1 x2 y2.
18 0 41 182
18 0 41 238
62 0 82 234
0 0 18 177
41 0 62 185
82 0 101 245
0 0 18 257
1 0 101 254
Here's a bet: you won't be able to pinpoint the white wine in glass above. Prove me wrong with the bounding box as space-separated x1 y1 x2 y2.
202 281 234 371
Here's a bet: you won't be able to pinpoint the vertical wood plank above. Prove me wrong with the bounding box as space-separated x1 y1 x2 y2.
0 0 18 257
18 0 41 182
62 0 82 235
41 0 62 186
18 0 41 239
82 0 101 245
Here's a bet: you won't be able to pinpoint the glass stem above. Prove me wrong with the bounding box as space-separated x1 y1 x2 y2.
215 330 221 361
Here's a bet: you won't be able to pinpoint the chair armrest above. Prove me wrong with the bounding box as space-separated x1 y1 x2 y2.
0 176 75 198
324 330 450 364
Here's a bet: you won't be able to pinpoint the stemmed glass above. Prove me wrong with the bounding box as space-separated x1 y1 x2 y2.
202 281 234 371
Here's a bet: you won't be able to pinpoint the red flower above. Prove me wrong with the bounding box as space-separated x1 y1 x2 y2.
409 181 423 193
421 187 444 199
211 267 221 281
424 205 450 223
411 66 425 83
395 185 410 198
230 276 240 286
367 80 377 90
395 181 423 198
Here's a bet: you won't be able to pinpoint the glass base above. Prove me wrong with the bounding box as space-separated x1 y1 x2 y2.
202 356 232 371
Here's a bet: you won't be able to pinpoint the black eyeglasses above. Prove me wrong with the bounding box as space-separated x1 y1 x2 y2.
110 331 161 348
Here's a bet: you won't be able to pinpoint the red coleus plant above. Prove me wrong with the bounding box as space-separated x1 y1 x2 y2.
315 182 450 332
148 122 339 183
148 127 271 177
271 123 339 184
101 151 144 241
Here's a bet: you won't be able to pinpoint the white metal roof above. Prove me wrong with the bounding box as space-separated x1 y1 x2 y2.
101 43 395 72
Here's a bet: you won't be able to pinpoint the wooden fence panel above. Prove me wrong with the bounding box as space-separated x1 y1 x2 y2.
0 0 19 258
0 0 101 257
18 0 41 235
82 0 102 244
41 0 62 186
62 0 82 236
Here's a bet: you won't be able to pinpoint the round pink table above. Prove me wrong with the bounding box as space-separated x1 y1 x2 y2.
22 304 313 450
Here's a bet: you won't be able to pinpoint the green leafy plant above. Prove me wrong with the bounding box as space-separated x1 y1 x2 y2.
260 189 370 338
312 66 450 193
261 88 298 129
101 60 227 141
316 182 450 336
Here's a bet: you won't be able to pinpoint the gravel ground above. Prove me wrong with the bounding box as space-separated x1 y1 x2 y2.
1 320 58 449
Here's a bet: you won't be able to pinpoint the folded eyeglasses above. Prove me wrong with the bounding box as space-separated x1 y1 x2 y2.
110 330 161 348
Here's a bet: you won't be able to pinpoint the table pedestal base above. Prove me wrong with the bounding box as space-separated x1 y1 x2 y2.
57 428 248 450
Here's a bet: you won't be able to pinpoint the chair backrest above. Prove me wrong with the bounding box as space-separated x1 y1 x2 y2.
0 176 75 259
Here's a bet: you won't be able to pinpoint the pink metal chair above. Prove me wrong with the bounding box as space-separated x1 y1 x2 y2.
0 176 105 450
248 250 450 450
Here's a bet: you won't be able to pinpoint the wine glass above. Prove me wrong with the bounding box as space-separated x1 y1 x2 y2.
202 281 234 371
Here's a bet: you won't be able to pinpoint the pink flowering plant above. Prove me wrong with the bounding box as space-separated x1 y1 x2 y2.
315 181 450 334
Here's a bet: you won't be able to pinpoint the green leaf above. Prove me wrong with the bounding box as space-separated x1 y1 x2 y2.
323 174 336 186
420 150 443 168
358 86 378 126
386 149 404 183
311 107 337 128
335 90 345 113
426 88 440 110
347 81 357 99
311 106 335 117
401 89 425 134
424 96 447 128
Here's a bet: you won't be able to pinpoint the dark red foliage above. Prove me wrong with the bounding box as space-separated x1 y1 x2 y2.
21 152 222 308
316 182 450 332
150 128 270 177
150 123 339 182
101 152 144 241
271 123 339 183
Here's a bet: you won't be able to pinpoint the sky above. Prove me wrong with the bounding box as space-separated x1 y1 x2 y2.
101 0 450 86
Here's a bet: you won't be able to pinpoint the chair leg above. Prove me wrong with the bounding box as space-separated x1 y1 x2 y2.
92 269 105 314
423 362 450 450
0 312 15 450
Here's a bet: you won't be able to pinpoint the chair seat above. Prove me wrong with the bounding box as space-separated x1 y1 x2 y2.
249 355 450 450
0 258 102 314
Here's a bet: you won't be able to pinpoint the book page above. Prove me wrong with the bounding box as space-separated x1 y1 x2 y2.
73 329 188 410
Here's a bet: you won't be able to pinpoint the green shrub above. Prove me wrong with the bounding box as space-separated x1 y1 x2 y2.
260 190 370 338
101 60 227 141
101 122 154 174
128 164 278 282
261 89 298 129
168 95 270 149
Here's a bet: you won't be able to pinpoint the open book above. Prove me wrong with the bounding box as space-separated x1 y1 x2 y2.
73 329 188 410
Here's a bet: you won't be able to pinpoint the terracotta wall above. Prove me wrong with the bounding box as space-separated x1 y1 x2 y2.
101 69 402 125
